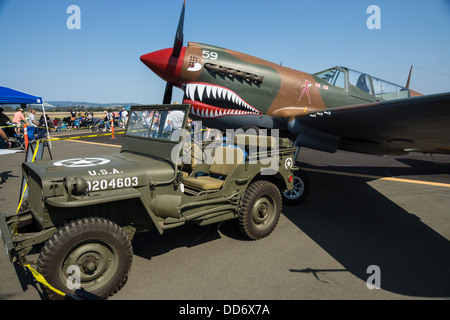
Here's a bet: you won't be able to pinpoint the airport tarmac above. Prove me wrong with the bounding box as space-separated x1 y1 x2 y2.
0 129 449 301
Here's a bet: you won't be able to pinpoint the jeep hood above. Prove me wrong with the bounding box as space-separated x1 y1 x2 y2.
23 152 176 197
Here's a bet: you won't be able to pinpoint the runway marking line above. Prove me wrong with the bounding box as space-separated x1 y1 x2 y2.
65 139 121 148
303 168 450 188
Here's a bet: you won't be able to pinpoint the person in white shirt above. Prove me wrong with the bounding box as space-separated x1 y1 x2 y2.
166 110 185 131
121 108 128 127
28 109 39 127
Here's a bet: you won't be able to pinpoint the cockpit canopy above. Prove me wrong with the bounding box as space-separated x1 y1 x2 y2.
314 66 412 101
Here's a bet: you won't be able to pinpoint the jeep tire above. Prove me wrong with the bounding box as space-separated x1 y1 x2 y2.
238 181 282 240
37 217 133 299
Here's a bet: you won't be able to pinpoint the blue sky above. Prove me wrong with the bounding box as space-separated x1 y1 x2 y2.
0 0 449 104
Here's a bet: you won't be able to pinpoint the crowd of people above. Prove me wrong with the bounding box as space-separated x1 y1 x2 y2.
0 107 130 149
1 105 225 150
0 107 60 149
64 107 129 131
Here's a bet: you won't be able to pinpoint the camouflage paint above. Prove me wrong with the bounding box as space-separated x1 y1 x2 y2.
176 43 385 122
180 42 281 115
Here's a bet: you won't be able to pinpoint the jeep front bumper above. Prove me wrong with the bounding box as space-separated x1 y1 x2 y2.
0 213 57 264
0 215 15 262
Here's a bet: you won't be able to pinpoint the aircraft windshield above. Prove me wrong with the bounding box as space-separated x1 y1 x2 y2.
126 106 187 142
315 68 346 88
314 67 410 101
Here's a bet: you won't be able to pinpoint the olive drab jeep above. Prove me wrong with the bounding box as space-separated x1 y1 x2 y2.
0 104 304 299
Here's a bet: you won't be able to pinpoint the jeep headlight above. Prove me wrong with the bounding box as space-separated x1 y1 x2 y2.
63 176 88 196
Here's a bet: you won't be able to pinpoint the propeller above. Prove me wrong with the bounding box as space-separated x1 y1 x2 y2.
163 82 174 105
173 0 185 58
163 0 186 104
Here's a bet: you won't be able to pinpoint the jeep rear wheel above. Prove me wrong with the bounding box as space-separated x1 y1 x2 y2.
37 217 133 299
238 181 282 240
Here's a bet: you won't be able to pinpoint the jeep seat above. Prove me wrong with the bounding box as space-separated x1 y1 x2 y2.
180 142 201 178
233 134 277 150
183 146 244 190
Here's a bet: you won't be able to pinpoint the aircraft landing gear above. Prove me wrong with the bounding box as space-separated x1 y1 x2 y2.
282 168 310 205
236 126 310 206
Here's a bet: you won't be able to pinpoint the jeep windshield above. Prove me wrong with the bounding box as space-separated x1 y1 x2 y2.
126 105 189 142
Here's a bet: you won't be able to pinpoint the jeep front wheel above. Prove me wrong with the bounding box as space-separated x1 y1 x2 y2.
238 181 282 240
37 217 133 299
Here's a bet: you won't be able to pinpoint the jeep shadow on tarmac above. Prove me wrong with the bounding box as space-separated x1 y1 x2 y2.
0 104 307 299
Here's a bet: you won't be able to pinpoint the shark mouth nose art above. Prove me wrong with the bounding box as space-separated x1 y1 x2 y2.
182 82 261 118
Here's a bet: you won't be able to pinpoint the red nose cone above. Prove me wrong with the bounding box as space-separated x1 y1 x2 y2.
140 47 186 86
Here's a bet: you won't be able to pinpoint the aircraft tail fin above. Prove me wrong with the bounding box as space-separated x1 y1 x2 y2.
405 65 423 97
406 65 413 89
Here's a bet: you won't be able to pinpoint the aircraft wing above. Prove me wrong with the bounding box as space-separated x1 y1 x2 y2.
289 92 450 155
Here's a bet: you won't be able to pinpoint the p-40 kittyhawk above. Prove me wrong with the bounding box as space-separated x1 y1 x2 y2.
141 1 450 157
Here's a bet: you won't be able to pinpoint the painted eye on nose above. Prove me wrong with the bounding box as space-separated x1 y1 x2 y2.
187 63 202 72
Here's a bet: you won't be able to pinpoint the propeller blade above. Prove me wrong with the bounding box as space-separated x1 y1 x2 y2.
163 82 173 104
172 0 186 58
164 0 185 103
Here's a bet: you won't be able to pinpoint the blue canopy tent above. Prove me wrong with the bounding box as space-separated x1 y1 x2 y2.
0 86 52 210
0 86 43 105
0 85 51 145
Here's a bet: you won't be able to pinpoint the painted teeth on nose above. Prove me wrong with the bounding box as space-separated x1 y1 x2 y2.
216 87 224 99
184 83 261 116
211 86 217 99
187 84 195 100
197 84 205 102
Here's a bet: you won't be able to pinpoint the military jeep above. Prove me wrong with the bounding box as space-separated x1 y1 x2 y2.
0 104 299 299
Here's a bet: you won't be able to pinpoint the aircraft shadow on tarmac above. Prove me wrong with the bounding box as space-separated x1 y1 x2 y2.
283 161 450 298
394 158 450 181
302 157 450 181
133 157 450 298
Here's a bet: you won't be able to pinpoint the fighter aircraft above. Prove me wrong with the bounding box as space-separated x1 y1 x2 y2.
141 1 450 157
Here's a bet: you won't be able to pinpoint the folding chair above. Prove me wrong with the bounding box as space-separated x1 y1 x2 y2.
36 126 48 139
13 126 36 150
13 130 25 150
27 126 36 142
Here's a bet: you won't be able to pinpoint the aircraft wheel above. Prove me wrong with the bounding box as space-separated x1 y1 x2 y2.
37 217 133 299
282 168 310 205
238 181 282 240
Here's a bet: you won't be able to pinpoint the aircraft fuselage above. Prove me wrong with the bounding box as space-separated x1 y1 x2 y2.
141 42 415 133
